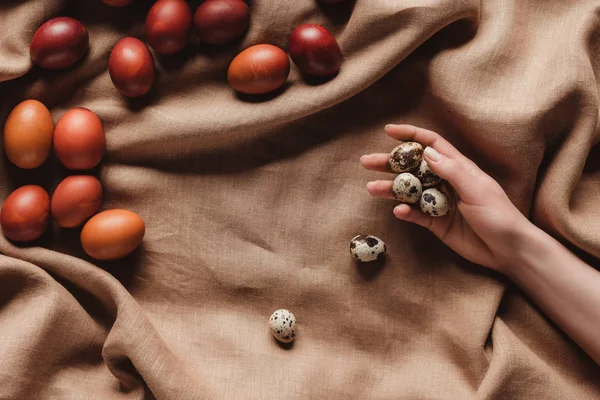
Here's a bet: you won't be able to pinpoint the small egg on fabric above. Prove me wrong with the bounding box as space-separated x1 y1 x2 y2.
389 142 423 173
392 173 422 204
349 235 386 262
415 159 441 187
269 309 296 343
420 188 450 217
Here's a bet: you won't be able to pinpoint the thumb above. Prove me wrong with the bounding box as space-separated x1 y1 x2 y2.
423 146 483 204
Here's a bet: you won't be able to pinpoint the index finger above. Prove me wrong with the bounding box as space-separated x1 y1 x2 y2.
385 124 464 161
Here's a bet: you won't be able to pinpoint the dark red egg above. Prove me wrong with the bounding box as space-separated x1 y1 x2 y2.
193 0 250 44
146 0 192 54
30 17 89 69
228 44 290 94
54 108 106 170
109 37 156 97
102 0 132 6
51 175 103 228
0 185 50 242
289 24 341 77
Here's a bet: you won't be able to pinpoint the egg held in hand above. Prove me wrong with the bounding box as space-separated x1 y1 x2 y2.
415 159 441 188
3 100 54 169
392 173 422 204
389 142 423 173
420 188 450 217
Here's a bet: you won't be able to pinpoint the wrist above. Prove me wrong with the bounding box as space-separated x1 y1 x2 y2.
502 221 554 279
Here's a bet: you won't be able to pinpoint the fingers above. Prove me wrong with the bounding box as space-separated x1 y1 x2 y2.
393 204 433 229
367 181 453 234
360 153 392 172
384 124 463 160
383 124 489 204
366 180 395 199
365 123 493 208
422 147 484 204
363 124 472 174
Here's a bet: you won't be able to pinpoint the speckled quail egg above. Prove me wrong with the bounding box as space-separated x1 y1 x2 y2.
415 159 441 187
392 173 422 204
420 188 450 217
350 235 386 262
269 309 296 343
389 142 423 173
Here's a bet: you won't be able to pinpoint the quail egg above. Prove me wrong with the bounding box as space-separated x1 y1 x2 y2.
269 309 296 343
415 159 441 187
389 142 423 173
392 173 422 204
349 235 386 262
420 188 450 217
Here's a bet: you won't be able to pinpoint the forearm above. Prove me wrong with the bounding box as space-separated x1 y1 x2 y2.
506 224 600 364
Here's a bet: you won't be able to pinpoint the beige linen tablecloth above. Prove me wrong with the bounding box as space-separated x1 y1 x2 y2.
1 0 600 398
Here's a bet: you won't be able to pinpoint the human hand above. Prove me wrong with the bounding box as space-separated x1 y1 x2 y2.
360 124 534 273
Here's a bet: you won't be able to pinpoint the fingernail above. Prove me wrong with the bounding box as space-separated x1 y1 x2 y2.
384 124 394 130
424 146 441 162
366 181 376 190
360 155 368 162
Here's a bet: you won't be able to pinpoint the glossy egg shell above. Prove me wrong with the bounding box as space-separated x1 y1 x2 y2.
81 209 145 260
289 24 341 77
146 0 192 54
102 0 132 6
193 0 250 44
0 185 50 242
54 108 106 170
109 37 156 97
51 175 103 228
30 17 89 69
3 100 54 169
227 44 290 94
